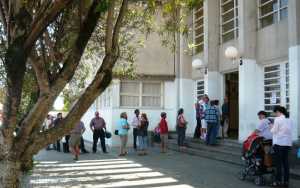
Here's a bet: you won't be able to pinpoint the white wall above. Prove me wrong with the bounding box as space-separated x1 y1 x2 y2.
83 80 179 147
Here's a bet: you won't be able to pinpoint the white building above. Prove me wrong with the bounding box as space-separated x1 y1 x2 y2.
82 0 300 146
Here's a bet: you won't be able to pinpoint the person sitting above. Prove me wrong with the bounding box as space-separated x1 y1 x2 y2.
255 111 272 140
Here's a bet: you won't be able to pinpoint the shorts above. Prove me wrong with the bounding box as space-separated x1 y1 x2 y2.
201 119 207 129
69 134 81 147
160 134 168 145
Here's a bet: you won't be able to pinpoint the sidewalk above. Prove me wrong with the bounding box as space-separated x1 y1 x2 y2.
22 147 300 188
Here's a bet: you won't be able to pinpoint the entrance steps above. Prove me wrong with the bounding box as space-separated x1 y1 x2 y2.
167 136 300 180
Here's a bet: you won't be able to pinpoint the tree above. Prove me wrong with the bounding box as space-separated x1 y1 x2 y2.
0 0 201 187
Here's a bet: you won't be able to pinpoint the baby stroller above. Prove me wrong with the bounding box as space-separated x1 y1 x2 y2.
239 132 276 186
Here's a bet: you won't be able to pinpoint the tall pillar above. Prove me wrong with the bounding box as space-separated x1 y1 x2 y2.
238 0 264 141
288 0 300 140
203 0 222 102
175 15 195 135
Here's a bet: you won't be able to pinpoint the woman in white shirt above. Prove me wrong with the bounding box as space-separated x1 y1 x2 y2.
270 106 292 187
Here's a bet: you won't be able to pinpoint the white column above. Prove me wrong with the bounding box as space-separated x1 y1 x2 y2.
288 0 300 140
238 60 264 141
204 71 223 102
289 46 300 140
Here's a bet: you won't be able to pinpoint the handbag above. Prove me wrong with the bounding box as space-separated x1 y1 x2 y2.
105 131 112 139
114 130 119 135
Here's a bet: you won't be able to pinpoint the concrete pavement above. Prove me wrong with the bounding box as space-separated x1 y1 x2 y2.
22 147 300 188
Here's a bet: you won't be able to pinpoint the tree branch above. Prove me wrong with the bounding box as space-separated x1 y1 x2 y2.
105 0 115 53
24 0 73 53
50 0 102 93
22 0 129 159
29 50 50 95
14 0 103 156
0 1 7 33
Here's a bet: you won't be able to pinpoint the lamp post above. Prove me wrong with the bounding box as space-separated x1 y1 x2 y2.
225 46 243 65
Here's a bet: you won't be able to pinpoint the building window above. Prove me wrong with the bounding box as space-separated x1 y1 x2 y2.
258 0 288 28
220 0 239 43
264 62 289 113
196 80 205 99
120 81 163 108
98 87 112 108
193 2 204 54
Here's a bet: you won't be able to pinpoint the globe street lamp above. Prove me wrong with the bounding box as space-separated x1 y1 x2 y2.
225 46 243 65
192 58 207 74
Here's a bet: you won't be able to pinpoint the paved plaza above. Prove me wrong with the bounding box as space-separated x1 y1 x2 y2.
22 147 300 188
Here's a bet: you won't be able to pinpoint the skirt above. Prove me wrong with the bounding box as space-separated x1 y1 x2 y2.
69 133 81 147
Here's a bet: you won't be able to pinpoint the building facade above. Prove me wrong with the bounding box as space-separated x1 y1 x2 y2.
82 0 300 146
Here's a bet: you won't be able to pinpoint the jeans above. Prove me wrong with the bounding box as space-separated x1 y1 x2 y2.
274 145 291 183
93 129 106 153
138 136 148 150
206 123 217 145
177 127 186 146
133 128 138 150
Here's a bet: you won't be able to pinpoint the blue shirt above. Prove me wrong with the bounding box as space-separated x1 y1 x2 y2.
117 118 129 135
204 105 219 124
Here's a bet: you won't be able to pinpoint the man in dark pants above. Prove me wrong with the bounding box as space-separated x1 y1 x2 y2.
131 109 140 150
193 96 202 138
90 112 107 153
80 136 89 153
53 113 63 152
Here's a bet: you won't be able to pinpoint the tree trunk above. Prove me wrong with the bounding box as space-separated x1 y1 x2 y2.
0 158 22 188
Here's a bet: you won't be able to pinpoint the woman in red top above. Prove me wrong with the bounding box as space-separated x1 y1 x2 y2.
159 112 168 153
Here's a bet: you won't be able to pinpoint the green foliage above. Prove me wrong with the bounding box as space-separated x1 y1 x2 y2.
95 0 110 13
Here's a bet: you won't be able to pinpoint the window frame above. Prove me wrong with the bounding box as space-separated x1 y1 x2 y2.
263 62 289 113
257 0 288 29
195 80 205 99
193 2 204 54
220 0 239 43
119 80 164 109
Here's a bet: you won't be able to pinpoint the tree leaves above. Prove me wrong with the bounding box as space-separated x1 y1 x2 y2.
95 0 110 13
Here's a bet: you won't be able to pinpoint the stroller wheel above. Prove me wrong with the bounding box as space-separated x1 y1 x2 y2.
238 170 247 181
254 176 264 186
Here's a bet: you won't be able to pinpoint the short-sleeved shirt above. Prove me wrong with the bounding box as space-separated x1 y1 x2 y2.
90 117 106 130
271 115 293 146
131 116 140 129
71 121 85 134
117 118 129 135
159 118 169 134
256 119 272 140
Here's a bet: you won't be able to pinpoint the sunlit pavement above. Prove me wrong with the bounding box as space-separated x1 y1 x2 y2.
22 147 300 188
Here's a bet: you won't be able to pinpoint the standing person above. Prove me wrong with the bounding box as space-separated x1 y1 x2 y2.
90 111 107 154
131 109 140 151
221 96 229 138
255 111 272 140
177 108 188 150
204 100 220 145
213 100 222 139
43 114 54 150
137 113 149 156
194 96 202 139
80 136 89 153
117 112 130 156
69 121 86 161
270 106 292 187
53 113 63 152
159 112 169 153
200 95 209 140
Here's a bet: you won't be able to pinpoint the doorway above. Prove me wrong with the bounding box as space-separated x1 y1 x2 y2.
224 72 239 139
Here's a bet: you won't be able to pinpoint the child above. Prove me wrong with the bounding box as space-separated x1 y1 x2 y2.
158 112 168 153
